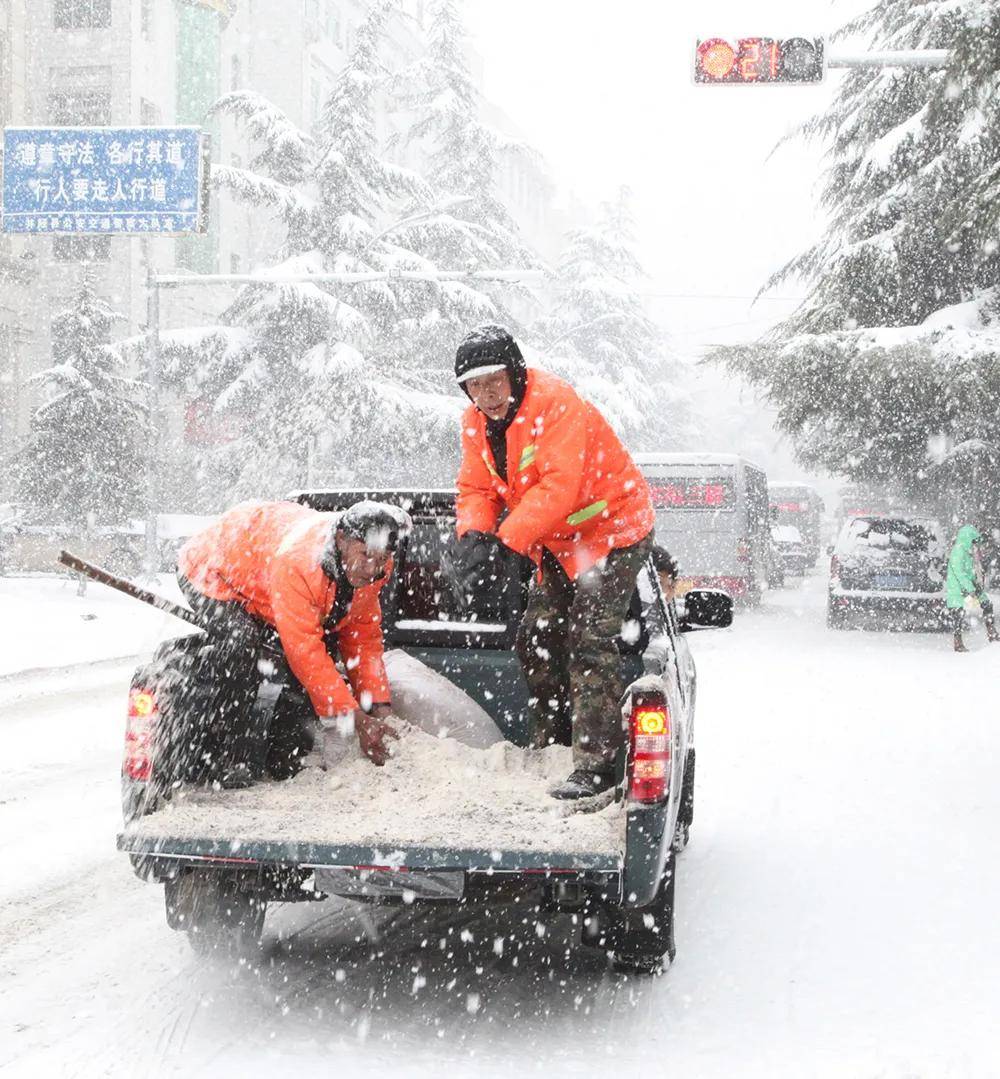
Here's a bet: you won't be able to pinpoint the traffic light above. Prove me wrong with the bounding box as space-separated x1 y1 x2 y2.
694 38 825 84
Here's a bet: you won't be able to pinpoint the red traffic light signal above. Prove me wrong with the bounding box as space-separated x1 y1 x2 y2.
694 38 825 84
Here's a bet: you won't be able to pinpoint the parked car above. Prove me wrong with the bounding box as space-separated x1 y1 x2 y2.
771 524 809 577
0 520 143 577
116 488 733 974
827 515 947 629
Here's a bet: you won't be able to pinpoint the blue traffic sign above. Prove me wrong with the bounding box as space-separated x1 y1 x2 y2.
1 126 207 235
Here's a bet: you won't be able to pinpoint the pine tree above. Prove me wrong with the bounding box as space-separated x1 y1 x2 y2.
536 188 692 448
15 278 146 526
162 0 466 501
713 0 1000 494
365 0 544 393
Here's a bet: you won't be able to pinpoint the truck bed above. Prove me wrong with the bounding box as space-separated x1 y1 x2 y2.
119 728 625 872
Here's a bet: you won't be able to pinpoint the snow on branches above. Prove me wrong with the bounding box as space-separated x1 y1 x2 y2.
14 279 146 526
715 0 1000 493
535 188 692 449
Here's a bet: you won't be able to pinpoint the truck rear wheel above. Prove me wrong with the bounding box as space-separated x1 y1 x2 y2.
584 856 677 974
672 749 695 853
611 857 676 974
165 871 266 958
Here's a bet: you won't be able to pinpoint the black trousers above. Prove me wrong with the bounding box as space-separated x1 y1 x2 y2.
176 575 268 775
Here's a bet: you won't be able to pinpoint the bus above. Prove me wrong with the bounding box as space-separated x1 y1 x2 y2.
768 481 825 566
635 453 771 604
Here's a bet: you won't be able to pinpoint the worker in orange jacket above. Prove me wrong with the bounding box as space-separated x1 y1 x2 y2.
453 325 655 800
177 500 411 781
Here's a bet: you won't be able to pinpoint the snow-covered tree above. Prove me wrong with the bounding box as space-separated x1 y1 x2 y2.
713 0 1000 493
14 278 146 525
535 188 692 449
160 0 467 501
387 0 542 366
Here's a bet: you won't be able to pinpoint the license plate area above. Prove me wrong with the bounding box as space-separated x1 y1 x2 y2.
313 867 465 901
873 573 910 590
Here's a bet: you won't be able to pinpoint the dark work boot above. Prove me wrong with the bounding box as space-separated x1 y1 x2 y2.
986 617 1000 644
954 631 969 653
549 768 615 801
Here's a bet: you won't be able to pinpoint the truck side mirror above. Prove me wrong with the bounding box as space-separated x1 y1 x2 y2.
679 588 733 631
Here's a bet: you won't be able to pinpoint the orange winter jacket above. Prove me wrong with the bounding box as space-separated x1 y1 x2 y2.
177 501 391 717
456 368 654 579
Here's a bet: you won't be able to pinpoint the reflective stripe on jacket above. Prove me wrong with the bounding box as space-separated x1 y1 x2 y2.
456 368 654 580
177 501 390 716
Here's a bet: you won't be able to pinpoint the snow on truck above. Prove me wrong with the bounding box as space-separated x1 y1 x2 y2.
116 489 732 974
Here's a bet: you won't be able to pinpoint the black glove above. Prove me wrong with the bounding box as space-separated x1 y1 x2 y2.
449 531 504 614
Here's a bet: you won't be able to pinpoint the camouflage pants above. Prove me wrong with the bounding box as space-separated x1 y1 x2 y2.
516 536 652 770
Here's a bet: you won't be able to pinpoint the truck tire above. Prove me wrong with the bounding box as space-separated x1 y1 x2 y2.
672 749 695 853
584 857 677 974
612 858 676 974
165 872 266 958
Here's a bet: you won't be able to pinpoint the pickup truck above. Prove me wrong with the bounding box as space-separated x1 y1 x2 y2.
117 489 731 974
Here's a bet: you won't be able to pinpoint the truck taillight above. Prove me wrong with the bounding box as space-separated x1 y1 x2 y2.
125 686 157 782
628 693 671 805
737 538 751 563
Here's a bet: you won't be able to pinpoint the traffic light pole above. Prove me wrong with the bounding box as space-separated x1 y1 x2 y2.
826 49 950 69
144 264 161 579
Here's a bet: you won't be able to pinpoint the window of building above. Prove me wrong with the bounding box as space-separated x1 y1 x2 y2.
48 66 113 124
304 0 320 25
140 98 161 125
53 235 112 262
48 88 112 124
231 153 242 169
230 253 242 274
54 0 112 30
231 54 242 91
140 0 153 38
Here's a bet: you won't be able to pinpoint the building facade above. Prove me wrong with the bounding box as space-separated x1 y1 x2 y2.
0 0 558 502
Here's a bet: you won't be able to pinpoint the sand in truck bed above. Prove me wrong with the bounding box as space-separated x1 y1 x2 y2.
124 651 625 858
125 733 625 857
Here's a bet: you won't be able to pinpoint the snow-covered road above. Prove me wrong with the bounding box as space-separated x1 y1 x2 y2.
2 572 999 1078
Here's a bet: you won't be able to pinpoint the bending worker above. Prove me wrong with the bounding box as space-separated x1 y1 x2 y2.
453 324 655 801
177 499 411 778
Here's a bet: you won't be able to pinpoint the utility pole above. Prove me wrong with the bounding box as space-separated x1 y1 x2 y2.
827 50 950 70
145 262 161 578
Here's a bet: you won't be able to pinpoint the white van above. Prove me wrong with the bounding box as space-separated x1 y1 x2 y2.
635 453 771 604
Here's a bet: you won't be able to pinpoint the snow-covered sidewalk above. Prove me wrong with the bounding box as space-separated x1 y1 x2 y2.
0 574 190 680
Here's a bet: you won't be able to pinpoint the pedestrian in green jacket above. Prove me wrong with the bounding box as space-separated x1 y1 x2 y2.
945 524 999 652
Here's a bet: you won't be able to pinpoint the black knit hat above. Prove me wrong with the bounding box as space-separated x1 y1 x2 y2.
454 325 528 426
454 325 526 386
320 501 413 582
